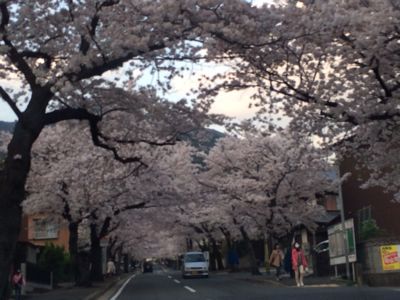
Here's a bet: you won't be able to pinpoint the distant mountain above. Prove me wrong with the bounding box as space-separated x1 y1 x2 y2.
181 128 224 153
0 121 14 133
0 123 224 162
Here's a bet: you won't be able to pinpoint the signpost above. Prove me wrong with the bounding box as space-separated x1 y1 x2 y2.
328 219 357 275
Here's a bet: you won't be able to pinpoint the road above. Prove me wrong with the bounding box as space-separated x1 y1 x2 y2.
110 265 400 300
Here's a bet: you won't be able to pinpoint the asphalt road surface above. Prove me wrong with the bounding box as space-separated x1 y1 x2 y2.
110 265 400 300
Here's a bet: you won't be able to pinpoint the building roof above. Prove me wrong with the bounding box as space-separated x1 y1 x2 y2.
314 211 340 224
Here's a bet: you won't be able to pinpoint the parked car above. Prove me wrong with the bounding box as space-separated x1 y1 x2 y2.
314 240 329 254
181 251 209 278
142 259 153 273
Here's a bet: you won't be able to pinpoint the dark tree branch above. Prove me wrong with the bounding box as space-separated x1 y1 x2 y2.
44 107 100 125
0 4 38 88
371 58 392 101
20 50 52 69
64 43 165 83
0 86 22 119
44 107 147 165
0 2 9 31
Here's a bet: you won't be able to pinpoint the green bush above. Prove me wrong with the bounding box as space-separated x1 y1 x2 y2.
359 219 381 240
38 243 73 283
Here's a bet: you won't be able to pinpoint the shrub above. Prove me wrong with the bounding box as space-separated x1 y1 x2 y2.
359 219 381 240
38 243 73 283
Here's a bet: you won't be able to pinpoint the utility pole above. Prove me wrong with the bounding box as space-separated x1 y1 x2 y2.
337 166 351 280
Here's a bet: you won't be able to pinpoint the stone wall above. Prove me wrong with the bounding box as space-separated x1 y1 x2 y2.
357 237 400 286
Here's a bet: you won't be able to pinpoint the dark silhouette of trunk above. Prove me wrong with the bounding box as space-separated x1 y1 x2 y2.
123 254 129 273
115 245 123 274
209 251 217 271
107 236 118 260
186 238 193 251
220 227 234 271
90 224 104 281
0 91 51 298
68 222 84 285
77 251 92 286
240 226 261 275
211 238 224 270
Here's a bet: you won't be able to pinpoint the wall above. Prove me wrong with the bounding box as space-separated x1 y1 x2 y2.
358 237 400 286
23 215 70 251
341 157 400 237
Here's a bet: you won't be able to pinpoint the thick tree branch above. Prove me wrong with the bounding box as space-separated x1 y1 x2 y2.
0 4 38 88
44 108 147 165
20 50 52 69
44 107 101 125
0 86 22 119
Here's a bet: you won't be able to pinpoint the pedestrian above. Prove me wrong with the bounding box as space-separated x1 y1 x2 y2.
106 259 116 277
291 242 308 287
283 247 294 278
228 247 239 272
12 269 25 300
269 243 284 281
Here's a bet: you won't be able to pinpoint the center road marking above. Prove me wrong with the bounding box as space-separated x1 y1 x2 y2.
168 275 172 278
184 286 196 293
174 279 181 284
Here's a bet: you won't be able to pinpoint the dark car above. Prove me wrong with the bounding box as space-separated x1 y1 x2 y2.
142 260 153 273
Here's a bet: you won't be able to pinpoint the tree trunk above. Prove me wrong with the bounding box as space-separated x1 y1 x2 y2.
220 228 233 271
211 238 224 270
90 224 104 281
115 246 123 274
0 118 45 298
68 222 82 285
240 227 261 275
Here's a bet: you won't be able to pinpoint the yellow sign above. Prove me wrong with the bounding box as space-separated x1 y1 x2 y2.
380 245 400 271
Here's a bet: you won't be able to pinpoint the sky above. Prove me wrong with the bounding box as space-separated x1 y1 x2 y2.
0 0 274 123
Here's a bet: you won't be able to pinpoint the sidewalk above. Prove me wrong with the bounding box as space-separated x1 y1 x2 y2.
215 268 353 288
21 273 131 300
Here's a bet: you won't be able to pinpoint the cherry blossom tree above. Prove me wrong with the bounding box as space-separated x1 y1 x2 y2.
0 0 258 292
195 131 333 274
24 121 201 282
202 0 400 198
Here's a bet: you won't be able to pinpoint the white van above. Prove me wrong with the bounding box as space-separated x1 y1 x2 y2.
182 251 209 278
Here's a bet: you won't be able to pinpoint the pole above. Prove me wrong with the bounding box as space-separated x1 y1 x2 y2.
337 166 351 279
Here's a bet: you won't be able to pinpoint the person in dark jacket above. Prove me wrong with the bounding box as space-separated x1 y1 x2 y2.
284 247 294 278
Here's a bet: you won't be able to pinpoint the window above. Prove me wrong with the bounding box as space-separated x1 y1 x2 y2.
184 254 206 262
33 219 59 239
357 206 372 235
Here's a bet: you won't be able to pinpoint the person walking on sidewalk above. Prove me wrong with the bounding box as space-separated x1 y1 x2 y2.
12 269 25 300
291 242 308 287
269 244 284 281
106 259 116 277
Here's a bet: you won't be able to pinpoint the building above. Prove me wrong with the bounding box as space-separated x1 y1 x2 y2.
340 156 400 286
18 214 70 251
341 157 400 238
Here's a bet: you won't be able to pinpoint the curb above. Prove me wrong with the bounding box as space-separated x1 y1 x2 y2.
84 274 132 300
240 277 285 287
239 276 351 288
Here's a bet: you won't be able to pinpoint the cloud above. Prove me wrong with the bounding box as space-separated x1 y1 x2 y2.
169 65 259 121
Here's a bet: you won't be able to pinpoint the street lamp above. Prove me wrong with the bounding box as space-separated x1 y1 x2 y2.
337 165 351 280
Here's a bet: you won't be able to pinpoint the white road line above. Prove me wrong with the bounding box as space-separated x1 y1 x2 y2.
184 286 196 293
168 275 172 279
109 274 136 300
174 279 181 284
